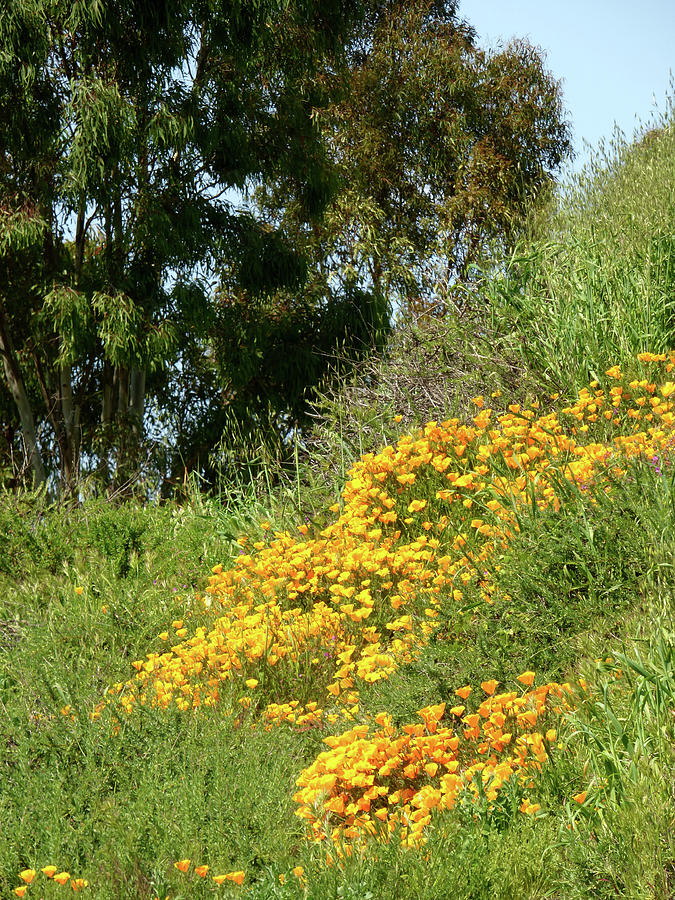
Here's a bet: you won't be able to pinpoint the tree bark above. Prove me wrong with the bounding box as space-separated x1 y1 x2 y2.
0 303 47 487
101 361 114 425
59 362 77 487
129 365 146 429
117 365 129 415
30 348 74 492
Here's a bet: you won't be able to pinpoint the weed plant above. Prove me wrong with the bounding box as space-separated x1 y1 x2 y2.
487 98 675 395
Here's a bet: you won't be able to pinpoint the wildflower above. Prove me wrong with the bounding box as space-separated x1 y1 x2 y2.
19 869 36 884
194 865 210 877
519 798 541 815
572 791 587 804
14 888 28 898
41 866 58 878
174 859 191 873
54 872 70 885
100 352 675 857
74 586 84 595
292 866 305 879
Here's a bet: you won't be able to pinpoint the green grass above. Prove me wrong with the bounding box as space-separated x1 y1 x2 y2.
3 109 675 899
1 449 674 898
486 102 675 395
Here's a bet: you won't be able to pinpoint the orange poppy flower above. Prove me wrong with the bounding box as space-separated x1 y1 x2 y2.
481 679 499 696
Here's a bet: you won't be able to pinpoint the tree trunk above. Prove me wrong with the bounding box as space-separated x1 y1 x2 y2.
0 303 47 487
117 365 129 415
129 365 146 430
101 361 114 425
59 363 77 488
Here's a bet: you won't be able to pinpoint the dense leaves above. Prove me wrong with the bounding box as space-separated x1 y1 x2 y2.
256 0 572 317
0 0 366 493
0 0 571 496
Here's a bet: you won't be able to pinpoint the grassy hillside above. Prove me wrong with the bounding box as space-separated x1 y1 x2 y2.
486 106 675 395
1 125 675 899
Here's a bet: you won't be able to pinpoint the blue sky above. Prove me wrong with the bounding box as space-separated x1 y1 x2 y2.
459 1 675 173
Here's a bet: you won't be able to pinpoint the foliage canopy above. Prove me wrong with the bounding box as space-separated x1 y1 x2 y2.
253 0 572 319
0 0 367 492
0 0 572 495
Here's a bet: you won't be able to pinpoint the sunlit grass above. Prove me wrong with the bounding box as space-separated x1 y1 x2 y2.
2 351 675 897
3 116 675 897
487 104 675 395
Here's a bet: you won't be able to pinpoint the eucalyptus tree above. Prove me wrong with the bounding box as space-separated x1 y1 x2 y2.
0 0 364 492
254 0 573 319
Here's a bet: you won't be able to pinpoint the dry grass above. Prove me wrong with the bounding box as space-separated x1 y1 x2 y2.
302 308 547 486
